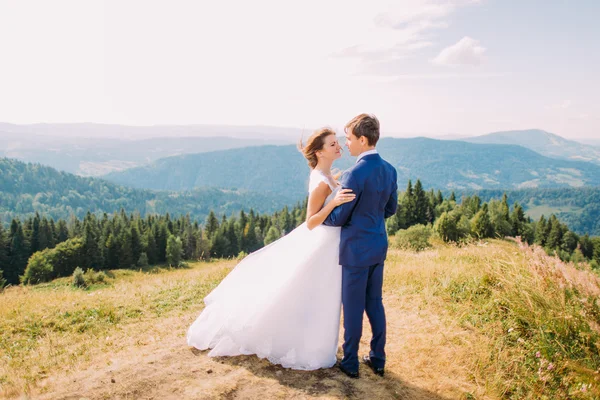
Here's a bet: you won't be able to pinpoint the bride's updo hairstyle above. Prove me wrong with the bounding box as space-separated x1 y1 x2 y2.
298 127 336 169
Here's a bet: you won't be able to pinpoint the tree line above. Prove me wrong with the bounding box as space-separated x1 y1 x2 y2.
386 180 600 267
0 201 307 287
2 179 599 289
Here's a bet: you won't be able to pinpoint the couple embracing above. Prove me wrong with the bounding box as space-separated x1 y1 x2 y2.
187 113 398 378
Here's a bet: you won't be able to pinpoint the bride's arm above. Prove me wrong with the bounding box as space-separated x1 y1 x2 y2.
306 183 355 230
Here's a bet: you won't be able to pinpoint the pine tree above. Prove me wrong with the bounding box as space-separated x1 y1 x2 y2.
82 219 103 269
118 228 134 269
57 219 69 243
546 215 563 250
130 225 142 266
413 180 428 225
501 193 510 222
226 219 239 257
449 191 456 202
472 204 494 239
510 203 526 237
30 213 41 254
210 228 231 258
38 217 52 251
155 223 168 263
6 220 29 285
0 225 9 283
436 190 443 205
144 229 158 265
534 215 547 246
579 234 594 259
105 233 119 269
205 211 219 239
561 230 579 254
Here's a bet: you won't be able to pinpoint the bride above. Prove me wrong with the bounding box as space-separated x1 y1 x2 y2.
186 127 355 370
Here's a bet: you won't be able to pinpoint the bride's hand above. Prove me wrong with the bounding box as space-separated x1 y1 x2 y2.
333 189 355 206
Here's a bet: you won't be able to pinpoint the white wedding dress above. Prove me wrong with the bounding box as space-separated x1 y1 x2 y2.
186 170 342 370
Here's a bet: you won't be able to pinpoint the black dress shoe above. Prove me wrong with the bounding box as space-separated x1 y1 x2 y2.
362 355 385 377
337 362 359 379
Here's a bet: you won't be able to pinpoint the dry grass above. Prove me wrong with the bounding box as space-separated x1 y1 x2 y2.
1 239 599 399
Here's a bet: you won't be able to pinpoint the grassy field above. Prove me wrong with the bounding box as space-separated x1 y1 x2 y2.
1 239 600 399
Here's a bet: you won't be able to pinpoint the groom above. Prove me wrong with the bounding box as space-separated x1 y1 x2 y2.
323 113 398 378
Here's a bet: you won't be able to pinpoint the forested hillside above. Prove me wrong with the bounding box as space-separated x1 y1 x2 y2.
0 157 293 226
103 138 600 197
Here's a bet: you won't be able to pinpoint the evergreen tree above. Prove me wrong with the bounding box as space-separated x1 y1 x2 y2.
6 220 29 285
534 215 547 246
579 234 594 259
0 225 9 284
118 228 134 269
30 212 41 253
105 233 119 269
57 219 69 243
436 190 443 205
226 219 240 257
130 225 142 266
501 193 510 222
205 211 219 239
211 228 231 258
40 217 54 250
156 223 168 263
546 215 563 250
413 180 428 225
449 191 456 202
472 204 494 239
244 217 261 253
82 219 103 269
510 203 526 237
561 230 579 254
144 229 158 265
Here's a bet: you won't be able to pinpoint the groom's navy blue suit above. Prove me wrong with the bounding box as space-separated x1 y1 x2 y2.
323 152 398 373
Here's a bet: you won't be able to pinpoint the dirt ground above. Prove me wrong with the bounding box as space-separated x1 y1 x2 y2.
28 290 487 400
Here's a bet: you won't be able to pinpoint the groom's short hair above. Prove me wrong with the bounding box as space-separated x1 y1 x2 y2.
345 114 380 146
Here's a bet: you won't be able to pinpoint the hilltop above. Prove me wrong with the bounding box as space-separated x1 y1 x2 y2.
1 239 599 399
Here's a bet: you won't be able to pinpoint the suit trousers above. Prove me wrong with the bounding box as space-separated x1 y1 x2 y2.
340 262 386 373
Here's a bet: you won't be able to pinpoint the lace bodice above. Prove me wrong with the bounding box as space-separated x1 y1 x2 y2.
308 169 340 206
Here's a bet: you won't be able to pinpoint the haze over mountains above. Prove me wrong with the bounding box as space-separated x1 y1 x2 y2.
464 129 600 165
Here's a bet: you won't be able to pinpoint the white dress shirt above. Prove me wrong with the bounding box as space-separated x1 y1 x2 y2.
356 149 378 163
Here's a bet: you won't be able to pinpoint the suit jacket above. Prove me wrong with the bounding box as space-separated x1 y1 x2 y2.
323 153 398 267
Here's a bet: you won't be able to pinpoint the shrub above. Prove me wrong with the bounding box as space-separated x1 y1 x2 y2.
394 224 433 252
83 269 108 284
22 251 54 284
72 267 86 288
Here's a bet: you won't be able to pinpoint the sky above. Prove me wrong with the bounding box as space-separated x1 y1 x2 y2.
0 0 598 139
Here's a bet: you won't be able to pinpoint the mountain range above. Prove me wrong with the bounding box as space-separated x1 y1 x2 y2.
464 129 600 165
102 137 600 200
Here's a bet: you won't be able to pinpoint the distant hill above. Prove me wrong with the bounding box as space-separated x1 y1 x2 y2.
0 157 296 226
463 129 600 165
0 134 289 176
103 137 600 198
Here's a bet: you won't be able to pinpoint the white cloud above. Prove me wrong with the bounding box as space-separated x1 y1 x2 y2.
432 36 486 66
